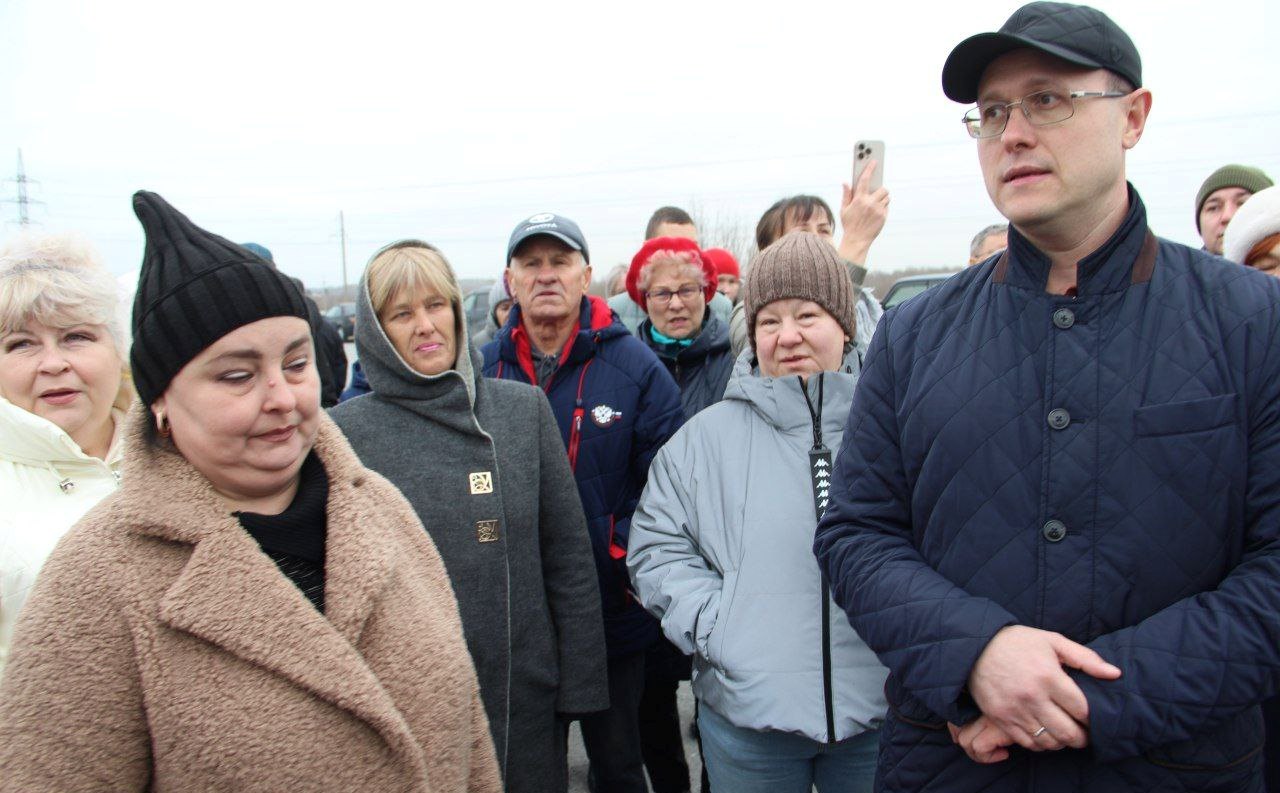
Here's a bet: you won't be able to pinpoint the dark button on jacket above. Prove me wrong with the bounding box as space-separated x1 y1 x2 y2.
815 188 1280 792
1042 519 1067 542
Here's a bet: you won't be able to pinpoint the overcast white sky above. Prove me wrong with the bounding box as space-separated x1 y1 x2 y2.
1 0 1277 292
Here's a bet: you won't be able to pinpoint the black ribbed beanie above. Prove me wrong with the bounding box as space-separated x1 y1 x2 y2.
130 190 309 406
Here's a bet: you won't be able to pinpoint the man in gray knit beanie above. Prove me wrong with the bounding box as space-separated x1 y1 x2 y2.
744 231 856 353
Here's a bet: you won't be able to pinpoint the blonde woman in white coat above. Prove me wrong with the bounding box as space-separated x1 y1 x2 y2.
0 234 131 675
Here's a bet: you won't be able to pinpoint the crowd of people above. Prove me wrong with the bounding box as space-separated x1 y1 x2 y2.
2 2 1280 792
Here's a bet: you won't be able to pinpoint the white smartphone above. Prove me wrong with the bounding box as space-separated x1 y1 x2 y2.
853 140 885 192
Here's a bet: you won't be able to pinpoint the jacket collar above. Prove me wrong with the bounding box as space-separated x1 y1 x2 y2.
115 403 429 780
995 184 1156 297
499 295 622 384
722 346 861 434
0 396 126 470
639 314 731 364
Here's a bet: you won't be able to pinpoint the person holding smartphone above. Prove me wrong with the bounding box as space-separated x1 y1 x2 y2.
729 162 890 359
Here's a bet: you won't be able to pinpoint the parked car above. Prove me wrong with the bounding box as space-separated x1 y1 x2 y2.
462 288 491 339
324 302 357 341
881 273 952 310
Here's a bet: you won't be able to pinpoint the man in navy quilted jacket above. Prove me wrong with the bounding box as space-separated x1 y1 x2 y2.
482 212 685 793
814 3 1280 791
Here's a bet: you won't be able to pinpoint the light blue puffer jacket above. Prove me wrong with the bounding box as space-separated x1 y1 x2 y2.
628 348 887 742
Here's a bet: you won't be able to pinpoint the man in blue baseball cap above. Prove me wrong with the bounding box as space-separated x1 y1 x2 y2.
482 212 684 793
816 3 1280 790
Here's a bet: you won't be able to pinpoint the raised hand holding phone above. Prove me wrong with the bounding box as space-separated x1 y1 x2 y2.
853 140 885 192
839 140 890 265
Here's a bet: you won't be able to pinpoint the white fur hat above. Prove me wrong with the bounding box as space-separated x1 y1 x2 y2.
1223 186 1280 264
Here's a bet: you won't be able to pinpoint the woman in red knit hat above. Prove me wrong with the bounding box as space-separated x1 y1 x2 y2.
702 248 741 305
627 237 735 422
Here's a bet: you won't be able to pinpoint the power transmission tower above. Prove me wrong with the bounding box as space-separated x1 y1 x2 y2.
3 149 44 227
338 211 349 294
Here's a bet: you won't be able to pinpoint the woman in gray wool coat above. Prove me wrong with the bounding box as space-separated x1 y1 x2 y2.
328 240 608 793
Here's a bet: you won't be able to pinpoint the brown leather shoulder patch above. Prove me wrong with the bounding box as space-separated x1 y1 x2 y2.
1131 232 1158 285
992 250 1010 284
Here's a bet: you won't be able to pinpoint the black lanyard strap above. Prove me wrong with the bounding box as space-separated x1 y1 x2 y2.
797 374 832 520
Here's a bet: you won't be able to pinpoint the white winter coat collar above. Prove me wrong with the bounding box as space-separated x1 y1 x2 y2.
0 397 125 472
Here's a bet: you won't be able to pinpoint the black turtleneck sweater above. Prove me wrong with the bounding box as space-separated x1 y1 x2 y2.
235 453 328 612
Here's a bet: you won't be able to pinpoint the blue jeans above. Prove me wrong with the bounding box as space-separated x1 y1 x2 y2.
698 704 879 793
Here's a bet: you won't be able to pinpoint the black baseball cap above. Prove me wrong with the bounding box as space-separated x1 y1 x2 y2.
942 2 1141 104
506 212 590 265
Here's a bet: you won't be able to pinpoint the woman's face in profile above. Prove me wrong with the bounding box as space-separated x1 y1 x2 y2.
153 316 320 504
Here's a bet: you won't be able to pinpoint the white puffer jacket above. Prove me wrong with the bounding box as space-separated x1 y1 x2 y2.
0 397 124 675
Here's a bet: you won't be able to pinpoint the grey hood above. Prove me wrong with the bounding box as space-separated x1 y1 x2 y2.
722 345 861 438
352 269 484 438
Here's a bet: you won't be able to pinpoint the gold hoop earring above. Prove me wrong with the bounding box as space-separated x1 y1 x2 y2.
155 410 171 438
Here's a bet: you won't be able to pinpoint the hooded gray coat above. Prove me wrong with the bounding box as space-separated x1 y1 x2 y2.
328 286 608 793
627 349 888 743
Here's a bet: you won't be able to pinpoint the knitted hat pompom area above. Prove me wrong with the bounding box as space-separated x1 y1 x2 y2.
744 232 856 353
129 191 311 407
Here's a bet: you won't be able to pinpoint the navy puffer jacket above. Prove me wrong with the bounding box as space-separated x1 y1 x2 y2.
638 314 734 421
482 296 684 659
815 190 1280 792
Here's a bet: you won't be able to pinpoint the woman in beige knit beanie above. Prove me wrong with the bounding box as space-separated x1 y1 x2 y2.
628 230 885 792
745 231 858 376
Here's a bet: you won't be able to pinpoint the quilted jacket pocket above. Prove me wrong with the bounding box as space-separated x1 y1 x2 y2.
1144 705 1264 773
1133 394 1238 437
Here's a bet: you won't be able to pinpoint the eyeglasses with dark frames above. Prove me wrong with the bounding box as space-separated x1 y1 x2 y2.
645 285 702 306
963 89 1129 139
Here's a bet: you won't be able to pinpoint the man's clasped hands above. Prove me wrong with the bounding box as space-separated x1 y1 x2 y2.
949 625 1122 764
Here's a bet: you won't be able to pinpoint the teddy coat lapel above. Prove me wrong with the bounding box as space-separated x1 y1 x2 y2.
118 407 427 780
